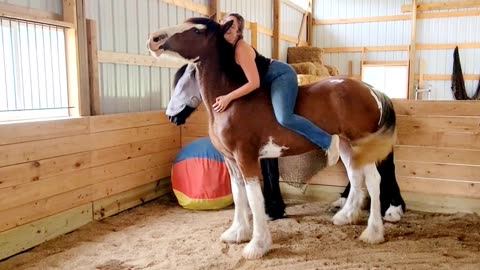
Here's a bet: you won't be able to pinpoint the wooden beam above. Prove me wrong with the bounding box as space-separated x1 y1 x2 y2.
408 0 418 100
162 0 209 15
93 179 171 220
402 1 480 12
419 59 425 90
273 0 281 59
209 0 221 22
323 45 409 53
76 0 90 116
250 22 258 49
417 9 480 19
315 15 409 25
0 2 74 28
415 74 480 81
98 51 185 69
297 12 308 46
0 204 92 261
63 0 81 116
363 61 409 66
280 34 309 46
348 61 353 77
86 19 100 115
307 0 313 46
282 0 307 13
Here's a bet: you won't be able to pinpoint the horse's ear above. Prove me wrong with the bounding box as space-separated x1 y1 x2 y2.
220 20 234 35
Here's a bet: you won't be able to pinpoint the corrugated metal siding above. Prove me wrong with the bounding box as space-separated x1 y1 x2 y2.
85 0 206 114
0 0 62 14
314 0 410 71
415 0 480 100
221 0 273 58
314 0 480 100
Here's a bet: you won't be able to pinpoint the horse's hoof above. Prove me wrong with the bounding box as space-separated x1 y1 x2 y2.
383 205 403 223
329 197 346 212
220 225 251 243
265 201 286 220
242 236 272 259
332 207 360 225
359 225 385 244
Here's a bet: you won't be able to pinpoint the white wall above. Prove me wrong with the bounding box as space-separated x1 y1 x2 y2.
313 0 480 100
0 0 62 14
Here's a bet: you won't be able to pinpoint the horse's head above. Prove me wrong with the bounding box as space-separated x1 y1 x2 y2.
146 17 234 63
166 63 202 126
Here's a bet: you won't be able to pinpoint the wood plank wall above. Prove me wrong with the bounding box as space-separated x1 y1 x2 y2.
180 100 480 210
0 111 179 260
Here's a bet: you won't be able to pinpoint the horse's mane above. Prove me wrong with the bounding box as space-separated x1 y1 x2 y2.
182 17 248 86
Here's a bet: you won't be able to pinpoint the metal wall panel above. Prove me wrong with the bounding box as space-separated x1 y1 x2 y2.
314 0 480 100
0 0 62 14
85 0 207 114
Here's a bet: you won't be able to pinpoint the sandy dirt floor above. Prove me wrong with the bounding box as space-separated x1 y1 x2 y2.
1 195 479 270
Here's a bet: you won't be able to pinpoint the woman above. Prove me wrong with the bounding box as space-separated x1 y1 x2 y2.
212 13 340 167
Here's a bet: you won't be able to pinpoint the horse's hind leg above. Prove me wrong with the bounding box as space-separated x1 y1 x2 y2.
379 151 405 223
261 158 286 220
220 158 251 243
360 163 385 244
332 139 365 225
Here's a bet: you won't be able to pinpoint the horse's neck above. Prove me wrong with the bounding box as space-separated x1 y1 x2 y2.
197 58 235 111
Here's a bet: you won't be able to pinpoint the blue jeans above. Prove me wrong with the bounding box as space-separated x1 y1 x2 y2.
263 60 332 150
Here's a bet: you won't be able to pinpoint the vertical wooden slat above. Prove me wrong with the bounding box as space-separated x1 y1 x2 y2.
408 0 418 100
273 0 280 59
64 0 80 117
251 22 258 49
209 0 221 21
348 60 353 77
297 12 307 46
307 0 313 46
76 0 90 116
86 19 100 115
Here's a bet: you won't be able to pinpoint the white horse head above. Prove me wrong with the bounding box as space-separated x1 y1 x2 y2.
166 63 202 125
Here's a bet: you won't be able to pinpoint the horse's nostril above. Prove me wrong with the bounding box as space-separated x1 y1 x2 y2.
153 37 159 43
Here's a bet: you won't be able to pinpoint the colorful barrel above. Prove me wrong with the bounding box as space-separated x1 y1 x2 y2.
171 137 233 210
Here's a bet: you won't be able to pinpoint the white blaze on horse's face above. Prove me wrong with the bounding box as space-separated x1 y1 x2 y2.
259 137 289 158
146 23 206 61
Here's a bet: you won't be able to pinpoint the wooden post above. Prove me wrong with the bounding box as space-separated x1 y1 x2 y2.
348 61 353 77
209 0 221 22
63 0 90 116
408 0 418 99
297 12 307 46
86 19 100 115
250 22 258 49
273 0 281 59
307 0 313 46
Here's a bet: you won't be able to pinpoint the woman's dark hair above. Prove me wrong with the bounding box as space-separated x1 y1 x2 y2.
224 13 245 40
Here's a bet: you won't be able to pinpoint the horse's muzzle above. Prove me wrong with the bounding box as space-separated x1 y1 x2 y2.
168 105 196 126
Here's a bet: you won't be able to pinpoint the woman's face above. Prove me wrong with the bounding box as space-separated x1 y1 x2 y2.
223 16 239 44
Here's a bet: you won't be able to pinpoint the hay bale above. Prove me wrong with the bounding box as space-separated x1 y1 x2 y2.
325 65 340 76
287 47 324 64
290 62 317 75
297 74 328 86
313 63 332 77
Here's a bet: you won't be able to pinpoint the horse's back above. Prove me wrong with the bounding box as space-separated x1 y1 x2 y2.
296 76 382 140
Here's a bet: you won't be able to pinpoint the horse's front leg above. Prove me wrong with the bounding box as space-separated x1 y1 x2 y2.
220 158 251 243
238 155 272 259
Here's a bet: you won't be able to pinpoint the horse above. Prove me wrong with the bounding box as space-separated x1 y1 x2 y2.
147 17 402 259
169 62 406 222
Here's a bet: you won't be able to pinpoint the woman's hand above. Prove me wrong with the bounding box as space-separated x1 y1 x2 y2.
213 95 232 112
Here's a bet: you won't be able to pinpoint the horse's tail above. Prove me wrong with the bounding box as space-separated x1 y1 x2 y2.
351 87 397 169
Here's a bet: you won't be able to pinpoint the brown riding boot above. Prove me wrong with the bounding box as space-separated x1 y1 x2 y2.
326 134 340 166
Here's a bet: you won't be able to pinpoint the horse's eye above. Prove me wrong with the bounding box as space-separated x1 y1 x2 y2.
194 28 200 34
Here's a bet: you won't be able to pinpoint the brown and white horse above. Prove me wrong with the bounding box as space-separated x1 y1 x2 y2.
147 17 399 259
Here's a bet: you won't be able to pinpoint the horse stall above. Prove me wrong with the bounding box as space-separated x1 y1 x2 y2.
1 0 480 269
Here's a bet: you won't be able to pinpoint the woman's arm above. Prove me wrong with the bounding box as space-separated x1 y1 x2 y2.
213 40 260 112
227 40 260 100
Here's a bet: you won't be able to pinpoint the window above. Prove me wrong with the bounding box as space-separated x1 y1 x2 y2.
0 17 69 122
361 63 409 99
